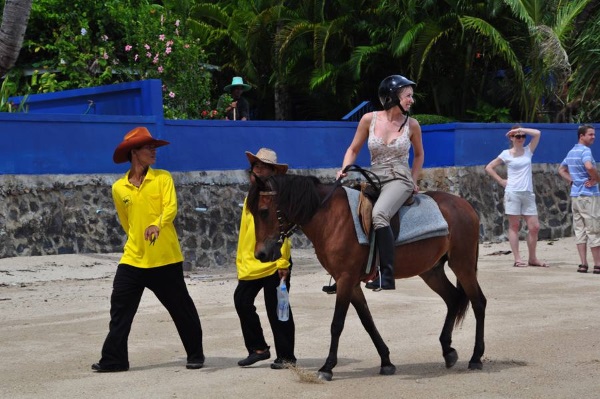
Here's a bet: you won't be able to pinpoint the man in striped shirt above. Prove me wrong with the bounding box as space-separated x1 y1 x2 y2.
558 125 600 274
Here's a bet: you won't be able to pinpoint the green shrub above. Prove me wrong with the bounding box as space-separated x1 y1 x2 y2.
413 114 456 125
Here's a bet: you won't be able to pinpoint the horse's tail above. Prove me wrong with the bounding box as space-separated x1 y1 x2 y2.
455 236 479 327
454 281 470 328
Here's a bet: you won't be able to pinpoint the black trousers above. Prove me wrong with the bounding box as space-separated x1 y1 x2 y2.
233 270 296 362
98 262 204 367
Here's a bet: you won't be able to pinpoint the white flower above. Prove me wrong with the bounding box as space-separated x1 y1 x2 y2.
81 28 87 36
60 58 66 65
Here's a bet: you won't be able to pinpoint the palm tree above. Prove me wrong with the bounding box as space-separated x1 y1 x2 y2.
0 0 34 77
275 0 386 119
189 0 292 119
502 0 596 121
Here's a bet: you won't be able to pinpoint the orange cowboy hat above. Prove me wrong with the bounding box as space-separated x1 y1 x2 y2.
245 148 288 174
113 127 170 164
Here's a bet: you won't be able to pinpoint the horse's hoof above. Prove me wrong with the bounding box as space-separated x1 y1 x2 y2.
317 371 333 381
468 361 483 370
380 364 396 376
444 349 458 368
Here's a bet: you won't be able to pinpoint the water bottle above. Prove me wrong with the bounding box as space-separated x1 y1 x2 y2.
277 278 290 321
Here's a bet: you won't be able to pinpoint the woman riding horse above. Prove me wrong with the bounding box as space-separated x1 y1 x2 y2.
337 75 424 290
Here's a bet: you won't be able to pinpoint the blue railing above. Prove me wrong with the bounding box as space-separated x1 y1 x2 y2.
341 100 375 122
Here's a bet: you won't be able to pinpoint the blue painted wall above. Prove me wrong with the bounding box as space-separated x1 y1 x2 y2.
0 81 588 175
10 80 164 117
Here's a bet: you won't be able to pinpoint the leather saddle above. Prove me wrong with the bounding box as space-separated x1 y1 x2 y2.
355 182 414 238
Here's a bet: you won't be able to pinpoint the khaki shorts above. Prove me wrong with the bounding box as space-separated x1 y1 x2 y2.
572 196 600 247
504 191 538 216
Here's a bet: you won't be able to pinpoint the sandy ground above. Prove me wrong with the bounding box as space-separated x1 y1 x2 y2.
1 236 599 399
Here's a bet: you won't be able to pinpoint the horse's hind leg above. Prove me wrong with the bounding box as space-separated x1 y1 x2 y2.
464 281 486 370
419 263 462 368
350 285 396 376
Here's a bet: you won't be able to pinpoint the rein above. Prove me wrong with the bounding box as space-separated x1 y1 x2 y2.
258 164 389 244
259 190 299 244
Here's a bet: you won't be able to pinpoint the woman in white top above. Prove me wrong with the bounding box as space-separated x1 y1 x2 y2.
337 75 424 290
485 126 548 267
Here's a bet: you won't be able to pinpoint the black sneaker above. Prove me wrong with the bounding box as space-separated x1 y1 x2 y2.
91 362 129 372
322 283 337 294
270 357 297 370
237 350 271 367
186 358 205 369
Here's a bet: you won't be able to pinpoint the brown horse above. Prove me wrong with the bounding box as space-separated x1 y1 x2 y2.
247 174 486 381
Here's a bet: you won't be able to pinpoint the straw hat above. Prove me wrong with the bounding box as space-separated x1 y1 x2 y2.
113 127 169 164
224 76 251 92
245 148 288 174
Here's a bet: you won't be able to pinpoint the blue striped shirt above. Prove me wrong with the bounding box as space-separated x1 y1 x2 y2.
560 144 600 197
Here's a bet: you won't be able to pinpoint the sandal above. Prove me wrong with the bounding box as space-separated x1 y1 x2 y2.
528 261 549 268
593 266 600 275
577 264 588 273
513 261 528 268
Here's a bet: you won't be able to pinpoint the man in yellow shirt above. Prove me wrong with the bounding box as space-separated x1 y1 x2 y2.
235 148 296 369
92 127 204 372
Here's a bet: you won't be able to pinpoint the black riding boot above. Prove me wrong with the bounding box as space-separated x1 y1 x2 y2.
365 226 396 291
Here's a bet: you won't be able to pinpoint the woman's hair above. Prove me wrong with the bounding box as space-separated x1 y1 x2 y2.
508 124 522 148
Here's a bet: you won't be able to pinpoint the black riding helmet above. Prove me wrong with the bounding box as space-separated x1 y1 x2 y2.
378 75 416 113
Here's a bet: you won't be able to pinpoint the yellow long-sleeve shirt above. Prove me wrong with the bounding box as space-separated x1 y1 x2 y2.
112 168 183 268
236 199 291 280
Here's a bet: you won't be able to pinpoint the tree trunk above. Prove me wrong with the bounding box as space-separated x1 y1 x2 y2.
0 0 33 77
274 82 292 120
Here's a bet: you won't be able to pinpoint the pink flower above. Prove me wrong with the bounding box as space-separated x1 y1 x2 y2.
159 34 166 41
103 52 109 60
167 40 174 46
175 20 180 27
158 66 164 73
146 52 152 58
175 28 179 36
184 44 190 49
153 55 159 64
134 54 139 61
169 92 175 98
165 47 172 54
125 45 133 52
144 44 150 50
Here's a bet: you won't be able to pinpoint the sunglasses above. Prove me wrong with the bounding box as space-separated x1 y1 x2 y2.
511 134 526 139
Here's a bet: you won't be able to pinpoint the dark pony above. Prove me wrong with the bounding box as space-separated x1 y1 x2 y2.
248 174 486 381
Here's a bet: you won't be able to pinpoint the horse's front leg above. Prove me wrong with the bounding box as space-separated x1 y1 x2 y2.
317 279 354 381
350 285 396 376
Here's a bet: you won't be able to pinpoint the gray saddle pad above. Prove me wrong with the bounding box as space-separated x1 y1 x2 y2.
343 187 449 245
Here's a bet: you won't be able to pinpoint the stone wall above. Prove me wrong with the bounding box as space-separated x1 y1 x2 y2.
0 165 572 270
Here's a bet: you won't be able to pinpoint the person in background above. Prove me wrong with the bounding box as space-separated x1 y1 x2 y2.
218 76 251 120
337 75 424 291
92 127 205 372
485 125 548 268
234 148 296 369
558 124 600 274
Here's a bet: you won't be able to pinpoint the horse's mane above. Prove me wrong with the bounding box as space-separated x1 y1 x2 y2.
271 174 322 225
247 174 322 225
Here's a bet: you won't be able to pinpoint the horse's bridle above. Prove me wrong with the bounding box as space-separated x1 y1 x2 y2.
259 190 299 244
258 164 381 244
